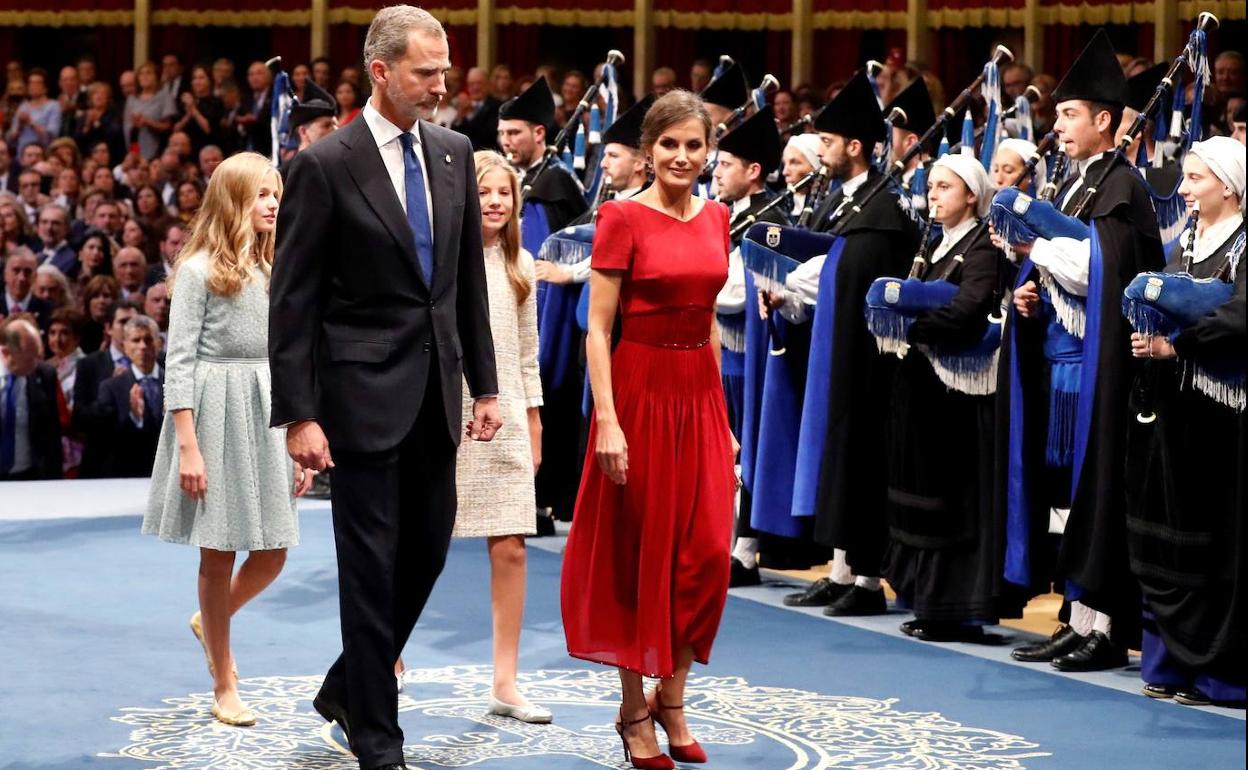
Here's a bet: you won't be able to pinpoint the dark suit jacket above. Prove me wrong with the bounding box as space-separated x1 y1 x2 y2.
72 348 123 477
0 169 18 194
270 114 498 453
96 368 163 477
242 90 272 158
0 294 52 330
0 362 62 480
35 241 80 278
144 262 170 290
452 96 501 151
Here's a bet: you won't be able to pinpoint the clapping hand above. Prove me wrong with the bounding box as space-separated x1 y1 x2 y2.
129 383 145 420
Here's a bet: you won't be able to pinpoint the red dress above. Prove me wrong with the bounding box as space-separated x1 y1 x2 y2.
560 198 736 678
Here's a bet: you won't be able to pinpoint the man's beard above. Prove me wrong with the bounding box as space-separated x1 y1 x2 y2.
386 79 440 122
827 154 851 182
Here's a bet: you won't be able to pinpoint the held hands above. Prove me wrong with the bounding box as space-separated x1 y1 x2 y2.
1014 280 1041 318
179 444 208 500
466 397 503 441
287 420 334 472
595 419 628 485
1131 332 1176 360
292 461 314 497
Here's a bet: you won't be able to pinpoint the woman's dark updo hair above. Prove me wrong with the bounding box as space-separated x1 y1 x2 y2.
640 89 714 156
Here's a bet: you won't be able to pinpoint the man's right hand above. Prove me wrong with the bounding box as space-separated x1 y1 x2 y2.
287 420 334 472
1014 280 1040 318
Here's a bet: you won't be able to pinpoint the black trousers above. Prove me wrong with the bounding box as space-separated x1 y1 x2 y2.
320 369 457 769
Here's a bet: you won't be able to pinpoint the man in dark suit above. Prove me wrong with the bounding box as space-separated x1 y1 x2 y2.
2 249 52 330
144 222 186 290
73 300 141 477
0 316 61 480
96 315 162 477
451 66 500 151
269 8 500 770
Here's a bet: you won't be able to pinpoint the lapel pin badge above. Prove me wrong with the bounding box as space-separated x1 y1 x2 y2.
444 154 452 164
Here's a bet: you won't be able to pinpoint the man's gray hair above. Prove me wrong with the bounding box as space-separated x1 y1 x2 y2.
5 245 36 266
35 263 72 300
0 316 39 351
362 5 446 84
124 314 160 339
39 202 68 221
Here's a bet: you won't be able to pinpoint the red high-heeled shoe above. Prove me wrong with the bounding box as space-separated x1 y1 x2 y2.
649 687 708 764
615 709 676 770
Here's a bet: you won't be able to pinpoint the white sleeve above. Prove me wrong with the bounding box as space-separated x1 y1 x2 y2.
778 253 826 324
715 246 746 315
568 256 592 284
1030 236 1090 297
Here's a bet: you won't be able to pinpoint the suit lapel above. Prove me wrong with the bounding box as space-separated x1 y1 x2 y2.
340 119 427 288
420 122 456 294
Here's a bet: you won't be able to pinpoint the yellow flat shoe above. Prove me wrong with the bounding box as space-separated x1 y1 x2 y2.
212 701 257 727
190 612 239 679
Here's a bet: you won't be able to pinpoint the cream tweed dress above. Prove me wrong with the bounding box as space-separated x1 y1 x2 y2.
143 253 298 551
452 243 543 537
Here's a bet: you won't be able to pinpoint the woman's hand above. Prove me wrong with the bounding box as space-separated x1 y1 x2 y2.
1131 332 1176 360
293 461 315 497
595 419 628 485
179 445 207 500
534 261 573 285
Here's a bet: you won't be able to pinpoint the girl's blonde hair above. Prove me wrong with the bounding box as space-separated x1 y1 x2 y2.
172 152 281 297
473 150 530 304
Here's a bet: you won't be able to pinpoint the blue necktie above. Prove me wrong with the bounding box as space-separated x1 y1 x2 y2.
398 132 435 283
139 376 161 419
1 374 16 475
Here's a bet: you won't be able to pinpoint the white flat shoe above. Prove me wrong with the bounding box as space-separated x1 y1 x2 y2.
488 694 553 724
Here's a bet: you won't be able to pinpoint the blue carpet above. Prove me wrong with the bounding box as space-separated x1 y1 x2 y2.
0 510 1243 770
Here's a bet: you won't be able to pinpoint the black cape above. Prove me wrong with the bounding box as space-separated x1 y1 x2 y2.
809 170 922 576
883 223 1023 622
1125 224 1246 676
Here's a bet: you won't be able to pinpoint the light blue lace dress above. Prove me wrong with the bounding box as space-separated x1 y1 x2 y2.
142 253 298 551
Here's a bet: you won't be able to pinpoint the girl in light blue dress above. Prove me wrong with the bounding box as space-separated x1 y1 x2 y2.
142 152 312 726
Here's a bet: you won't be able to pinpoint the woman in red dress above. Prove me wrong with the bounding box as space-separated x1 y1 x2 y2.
560 90 737 770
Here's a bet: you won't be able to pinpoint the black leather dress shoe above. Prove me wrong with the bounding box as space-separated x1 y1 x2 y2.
729 557 761 587
1173 689 1213 707
1050 630 1128 672
823 586 887 616
784 578 851 607
903 621 986 643
313 692 352 745
1142 683 1177 699
1011 625 1085 663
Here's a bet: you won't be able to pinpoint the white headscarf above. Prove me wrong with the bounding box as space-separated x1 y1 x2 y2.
1190 136 1246 202
933 153 992 219
996 138 1047 193
785 134 823 175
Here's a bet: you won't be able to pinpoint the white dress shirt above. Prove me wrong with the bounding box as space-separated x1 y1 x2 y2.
129 363 162 429
1030 151 1110 298
361 100 435 229
1185 213 1244 265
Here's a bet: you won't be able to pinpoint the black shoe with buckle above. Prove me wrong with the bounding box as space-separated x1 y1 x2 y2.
784 578 851 607
823 586 887 616
1012 625 1085 663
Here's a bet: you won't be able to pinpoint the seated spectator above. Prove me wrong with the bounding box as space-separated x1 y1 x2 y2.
112 246 146 300
143 280 169 343
2 248 51 328
33 264 72 309
336 80 362 126
17 169 47 221
78 273 119 352
53 167 81 212
75 230 113 288
46 136 81 172
74 81 125 165
91 198 123 241
72 296 139 476
6 68 61 153
95 313 162 477
0 314 62 479
122 218 156 263
0 196 36 256
123 62 175 161
131 183 167 227
144 220 183 288
198 144 223 181
46 306 86 475
17 140 44 172
174 178 203 224
0 138 18 192
34 202 78 276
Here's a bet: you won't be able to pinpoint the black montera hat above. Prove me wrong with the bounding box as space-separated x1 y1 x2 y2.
814 69 885 146
288 80 337 132
699 62 749 110
601 95 655 149
1052 28 1128 108
499 77 555 127
717 105 782 172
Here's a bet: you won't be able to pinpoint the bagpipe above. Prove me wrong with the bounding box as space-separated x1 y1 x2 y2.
831 46 1015 235
741 222 840 355
716 74 780 138
523 49 625 206
265 56 297 167
1122 204 1246 412
863 135 1058 395
729 165 827 241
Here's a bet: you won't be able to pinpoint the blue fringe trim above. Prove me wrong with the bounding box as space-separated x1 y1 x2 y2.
990 205 1039 248
1046 361 1081 468
864 306 914 356
537 228 594 266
